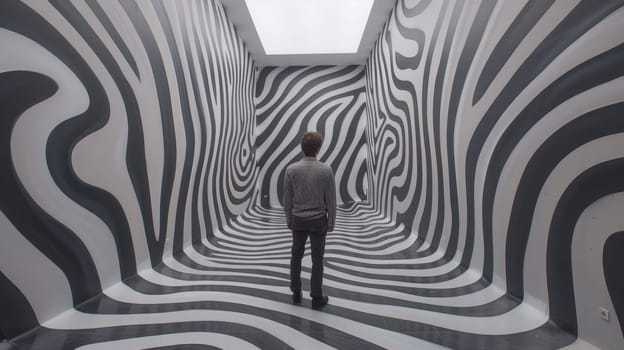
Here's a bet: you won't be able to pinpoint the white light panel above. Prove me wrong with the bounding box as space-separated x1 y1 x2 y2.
245 0 375 55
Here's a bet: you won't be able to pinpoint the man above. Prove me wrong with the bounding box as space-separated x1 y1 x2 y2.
283 131 336 309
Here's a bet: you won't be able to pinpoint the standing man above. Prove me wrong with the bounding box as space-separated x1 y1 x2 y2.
283 131 336 309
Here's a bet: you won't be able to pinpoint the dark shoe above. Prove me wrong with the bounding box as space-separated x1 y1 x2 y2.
292 291 302 304
311 296 329 309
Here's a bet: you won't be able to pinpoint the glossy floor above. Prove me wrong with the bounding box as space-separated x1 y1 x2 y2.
8 206 580 349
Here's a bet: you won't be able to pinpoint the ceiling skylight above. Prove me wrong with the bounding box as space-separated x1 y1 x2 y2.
244 0 375 55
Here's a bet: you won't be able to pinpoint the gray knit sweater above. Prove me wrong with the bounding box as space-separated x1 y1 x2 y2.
283 157 336 227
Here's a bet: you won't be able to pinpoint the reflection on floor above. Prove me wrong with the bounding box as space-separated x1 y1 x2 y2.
10 204 576 349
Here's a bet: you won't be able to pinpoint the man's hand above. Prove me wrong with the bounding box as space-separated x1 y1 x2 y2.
327 225 334 232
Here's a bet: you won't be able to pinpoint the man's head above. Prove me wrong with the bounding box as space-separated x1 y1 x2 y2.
301 131 323 157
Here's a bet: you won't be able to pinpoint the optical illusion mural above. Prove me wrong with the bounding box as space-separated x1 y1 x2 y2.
1 0 624 349
0 0 258 344
254 65 369 208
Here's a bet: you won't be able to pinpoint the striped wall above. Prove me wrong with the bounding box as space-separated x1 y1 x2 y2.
254 65 368 207
0 0 256 340
365 0 624 349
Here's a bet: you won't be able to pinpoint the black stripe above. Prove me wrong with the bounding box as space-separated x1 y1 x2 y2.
0 271 39 340
604 232 624 338
0 69 102 304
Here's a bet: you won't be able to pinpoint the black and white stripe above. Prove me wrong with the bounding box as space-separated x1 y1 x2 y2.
255 65 369 208
1 0 256 342
1 0 624 349
365 0 624 348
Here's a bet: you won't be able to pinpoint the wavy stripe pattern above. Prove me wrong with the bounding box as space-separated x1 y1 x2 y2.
365 0 624 348
255 65 368 207
1 0 624 349
0 0 256 341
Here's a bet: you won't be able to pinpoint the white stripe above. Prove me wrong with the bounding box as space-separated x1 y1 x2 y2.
76 332 260 350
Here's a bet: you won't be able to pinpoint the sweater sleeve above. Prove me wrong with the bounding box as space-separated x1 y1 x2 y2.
325 168 336 227
283 168 293 226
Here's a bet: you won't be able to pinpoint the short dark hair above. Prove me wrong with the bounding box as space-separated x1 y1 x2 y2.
301 132 323 156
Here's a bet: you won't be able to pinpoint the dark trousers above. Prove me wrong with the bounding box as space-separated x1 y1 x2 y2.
290 215 327 297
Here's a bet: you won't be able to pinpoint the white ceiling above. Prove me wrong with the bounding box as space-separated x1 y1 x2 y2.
244 0 374 55
219 0 396 67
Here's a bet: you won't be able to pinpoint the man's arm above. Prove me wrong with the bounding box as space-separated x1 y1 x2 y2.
325 169 336 232
283 169 293 229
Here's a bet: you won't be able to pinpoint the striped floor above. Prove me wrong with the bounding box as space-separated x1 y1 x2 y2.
11 204 578 349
